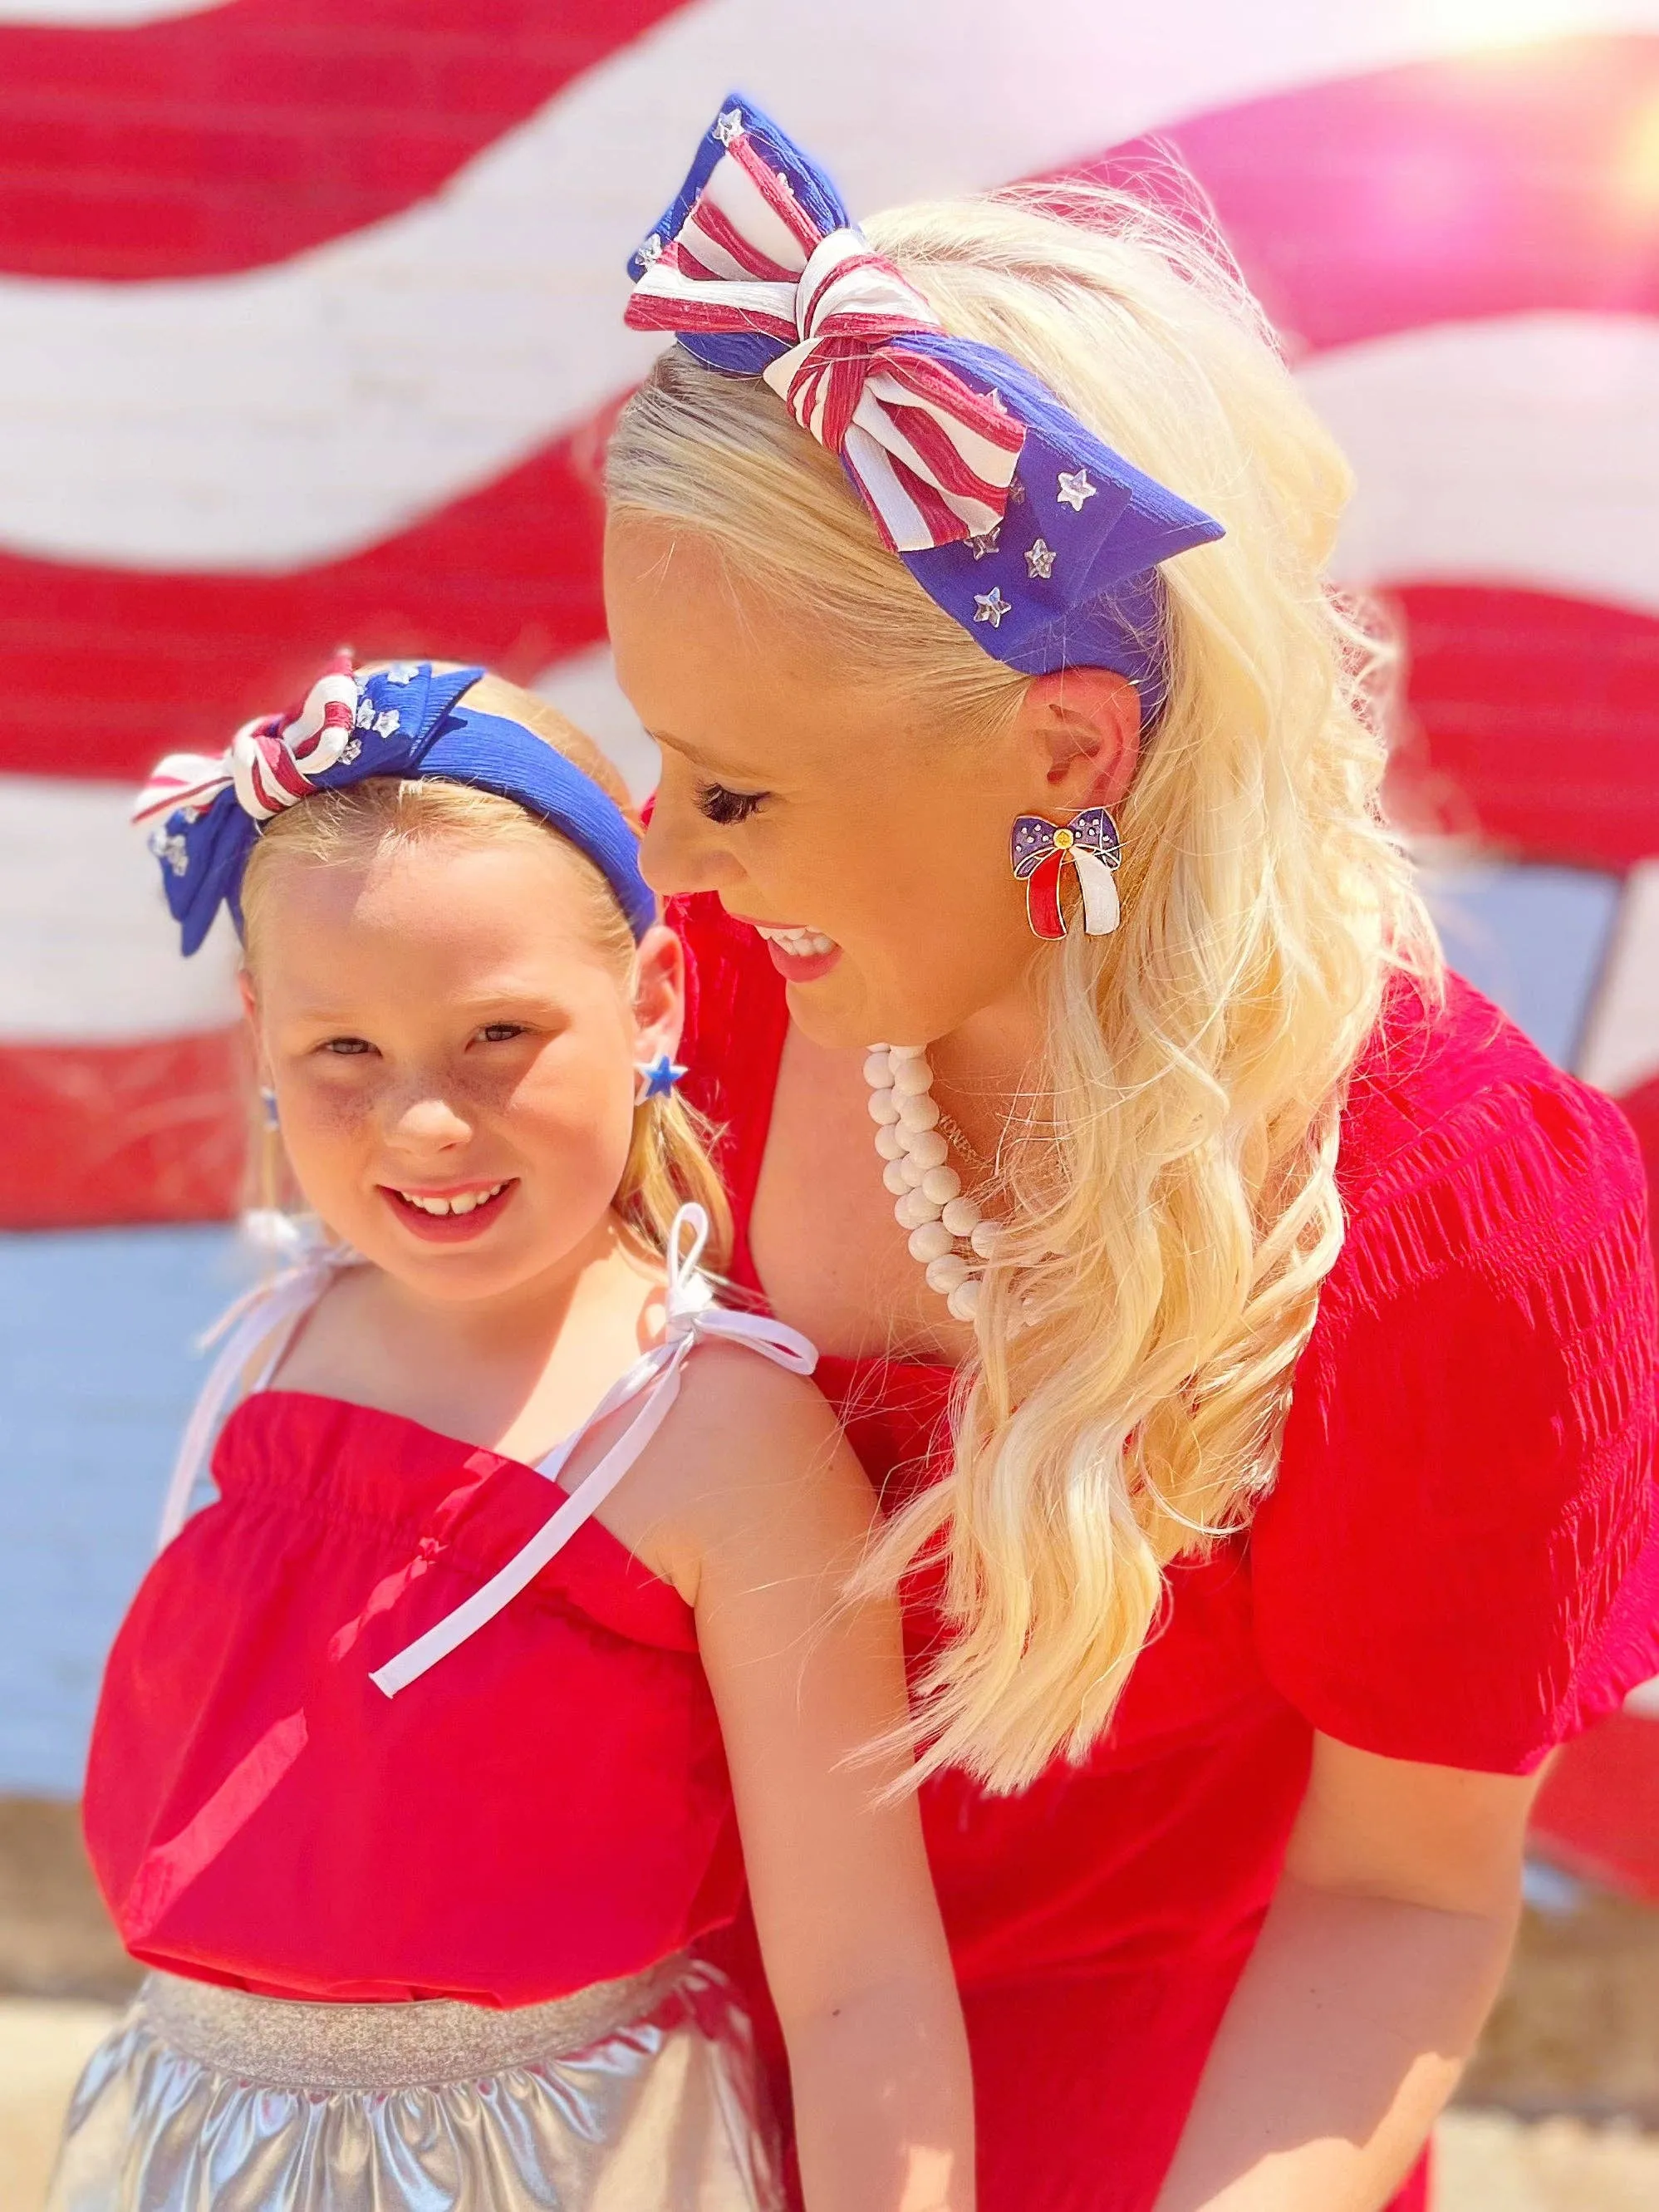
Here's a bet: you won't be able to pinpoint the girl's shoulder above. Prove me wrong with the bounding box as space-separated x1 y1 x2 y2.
602 1332 871 1606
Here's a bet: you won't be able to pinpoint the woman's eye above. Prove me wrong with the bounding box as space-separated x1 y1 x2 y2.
695 781 768 827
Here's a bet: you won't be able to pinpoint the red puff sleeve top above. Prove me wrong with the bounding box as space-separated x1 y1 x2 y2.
673 892 1659 2212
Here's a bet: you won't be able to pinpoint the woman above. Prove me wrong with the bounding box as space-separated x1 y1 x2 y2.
601 98 1658 2211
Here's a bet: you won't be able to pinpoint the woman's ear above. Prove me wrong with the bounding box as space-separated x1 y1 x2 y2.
1014 666 1141 814
236 967 258 1030
630 923 686 1068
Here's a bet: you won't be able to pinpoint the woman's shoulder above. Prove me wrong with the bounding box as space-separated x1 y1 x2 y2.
1328 966 1651 1315
1254 968 1658 1772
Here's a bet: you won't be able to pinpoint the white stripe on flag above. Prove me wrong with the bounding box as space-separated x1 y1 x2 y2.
5 1 1657 568
0 776 238 1042
1303 313 1659 618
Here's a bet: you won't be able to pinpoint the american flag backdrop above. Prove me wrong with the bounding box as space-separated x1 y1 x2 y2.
1 0 1656 1877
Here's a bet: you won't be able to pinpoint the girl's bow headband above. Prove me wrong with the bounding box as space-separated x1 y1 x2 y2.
134 657 655 956
626 95 1224 710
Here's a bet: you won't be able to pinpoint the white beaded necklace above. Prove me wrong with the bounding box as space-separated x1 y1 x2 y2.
864 1043 1003 1322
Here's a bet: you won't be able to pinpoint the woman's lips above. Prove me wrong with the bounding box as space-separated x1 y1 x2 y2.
379 1179 518 1243
753 922 843 985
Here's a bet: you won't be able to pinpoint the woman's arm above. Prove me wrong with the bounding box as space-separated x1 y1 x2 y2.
665 1346 974 2212
1154 1733 1543 2212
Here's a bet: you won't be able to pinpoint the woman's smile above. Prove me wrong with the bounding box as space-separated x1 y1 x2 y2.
751 921 843 984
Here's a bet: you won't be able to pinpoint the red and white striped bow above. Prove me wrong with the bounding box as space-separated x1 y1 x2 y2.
626 125 1025 556
133 657 361 828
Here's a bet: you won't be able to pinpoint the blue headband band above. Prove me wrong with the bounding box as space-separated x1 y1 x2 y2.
134 661 655 956
625 93 1225 715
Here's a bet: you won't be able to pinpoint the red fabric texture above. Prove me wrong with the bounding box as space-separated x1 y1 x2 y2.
85 1394 740 2007
675 892 1658 2212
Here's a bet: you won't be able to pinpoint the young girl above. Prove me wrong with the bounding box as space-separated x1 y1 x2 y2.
50 659 974 2212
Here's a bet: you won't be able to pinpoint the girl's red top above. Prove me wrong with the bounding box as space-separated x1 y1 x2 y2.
84 1394 742 2008
672 893 1659 2212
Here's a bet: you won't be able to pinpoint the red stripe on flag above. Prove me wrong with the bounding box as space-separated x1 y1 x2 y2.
1385 585 1659 873
0 1030 245 1228
0 0 695 282
1074 35 1659 352
0 415 616 784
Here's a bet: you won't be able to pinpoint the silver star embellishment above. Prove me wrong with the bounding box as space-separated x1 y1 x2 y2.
337 736 362 766
714 107 744 145
384 661 419 685
1025 538 1057 579
640 233 663 265
974 587 1012 628
149 829 189 877
1057 468 1097 513
967 524 1001 559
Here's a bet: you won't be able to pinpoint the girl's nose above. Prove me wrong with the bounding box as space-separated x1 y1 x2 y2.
384 1090 474 1151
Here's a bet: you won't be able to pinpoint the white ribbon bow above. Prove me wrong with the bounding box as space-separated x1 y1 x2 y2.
133 663 361 828
626 121 1023 555
370 1204 817 1697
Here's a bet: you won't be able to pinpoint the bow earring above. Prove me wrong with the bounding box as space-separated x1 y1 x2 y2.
1010 807 1122 939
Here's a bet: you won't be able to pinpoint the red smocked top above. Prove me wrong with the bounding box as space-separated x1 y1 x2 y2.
84 1390 740 2007
674 892 1659 2001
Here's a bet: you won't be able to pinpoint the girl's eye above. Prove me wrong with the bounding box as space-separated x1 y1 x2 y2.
320 1036 373 1056
695 781 768 827
477 1023 526 1044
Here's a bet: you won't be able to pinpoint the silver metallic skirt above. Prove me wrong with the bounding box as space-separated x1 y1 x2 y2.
47 1956 785 2212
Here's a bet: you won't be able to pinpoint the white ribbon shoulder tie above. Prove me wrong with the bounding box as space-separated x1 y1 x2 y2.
370 1204 817 1699
155 1214 356 1554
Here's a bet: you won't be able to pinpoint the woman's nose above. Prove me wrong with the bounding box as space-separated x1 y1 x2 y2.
640 791 741 899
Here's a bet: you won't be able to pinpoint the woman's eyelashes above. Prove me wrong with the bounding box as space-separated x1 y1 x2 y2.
695 780 768 826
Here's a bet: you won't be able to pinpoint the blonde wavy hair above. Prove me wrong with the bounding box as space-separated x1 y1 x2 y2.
608 186 1441 1791
240 670 731 1269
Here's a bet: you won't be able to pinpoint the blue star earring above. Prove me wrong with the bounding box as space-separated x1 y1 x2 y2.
635 1053 688 1104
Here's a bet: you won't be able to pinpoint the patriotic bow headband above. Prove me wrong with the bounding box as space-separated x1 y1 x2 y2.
134 659 654 956
626 96 1224 707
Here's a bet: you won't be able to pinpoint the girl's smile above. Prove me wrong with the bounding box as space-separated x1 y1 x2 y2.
381 1177 519 1241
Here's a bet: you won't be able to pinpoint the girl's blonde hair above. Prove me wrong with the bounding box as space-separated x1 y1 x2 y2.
240 671 731 1270
608 185 1441 1791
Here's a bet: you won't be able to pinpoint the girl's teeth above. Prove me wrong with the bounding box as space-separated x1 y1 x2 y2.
399 1183 503 1217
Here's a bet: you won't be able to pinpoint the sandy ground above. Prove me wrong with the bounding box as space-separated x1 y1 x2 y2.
2 1998 1656 2211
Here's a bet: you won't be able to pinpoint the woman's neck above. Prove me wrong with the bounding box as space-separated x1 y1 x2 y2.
925 976 1052 1167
